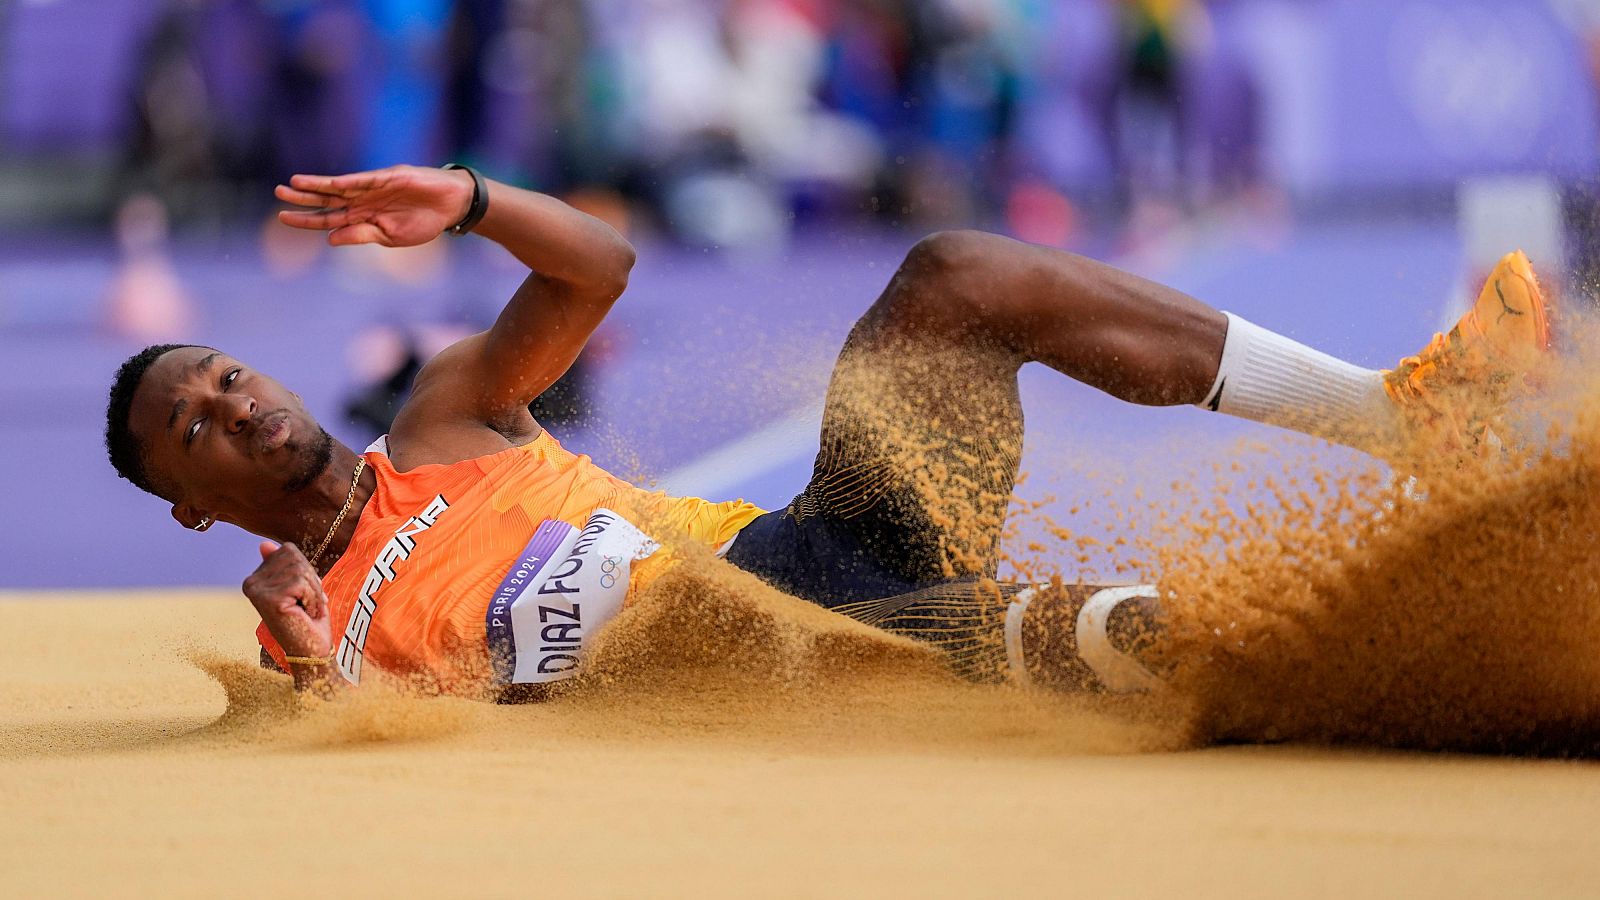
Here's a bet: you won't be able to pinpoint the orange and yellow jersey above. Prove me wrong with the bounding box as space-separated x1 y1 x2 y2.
256 431 764 693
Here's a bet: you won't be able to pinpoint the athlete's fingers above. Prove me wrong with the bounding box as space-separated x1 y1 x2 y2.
328 223 386 247
275 209 323 230
274 184 345 208
267 570 318 618
301 584 328 620
322 170 387 194
287 173 343 196
289 171 384 197
287 173 357 196
278 208 357 231
259 541 279 562
293 574 322 612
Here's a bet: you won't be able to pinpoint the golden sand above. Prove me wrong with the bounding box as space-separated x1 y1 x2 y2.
11 313 1600 895
4 579 1600 897
1132 358 1600 753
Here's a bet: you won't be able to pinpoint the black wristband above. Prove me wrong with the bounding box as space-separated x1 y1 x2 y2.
442 163 489 235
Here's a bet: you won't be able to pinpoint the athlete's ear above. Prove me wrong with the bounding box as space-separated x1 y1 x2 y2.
172 504 213 532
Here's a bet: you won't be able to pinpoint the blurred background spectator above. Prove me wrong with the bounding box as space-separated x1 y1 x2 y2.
4 0 1594 246
3 0 1600 588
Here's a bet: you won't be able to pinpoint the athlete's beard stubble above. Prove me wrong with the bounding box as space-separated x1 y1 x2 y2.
282 426 336 495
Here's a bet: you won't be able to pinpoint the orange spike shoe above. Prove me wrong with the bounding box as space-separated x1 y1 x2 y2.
1383 251 1552 452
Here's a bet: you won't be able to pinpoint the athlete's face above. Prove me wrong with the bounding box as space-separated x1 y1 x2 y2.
128 347 334 529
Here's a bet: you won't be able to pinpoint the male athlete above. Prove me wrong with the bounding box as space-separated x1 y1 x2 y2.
104 164 1551 697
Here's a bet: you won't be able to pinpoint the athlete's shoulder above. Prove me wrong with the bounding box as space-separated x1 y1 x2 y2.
382 412 539 473
358 429 560 515
390 335 541 456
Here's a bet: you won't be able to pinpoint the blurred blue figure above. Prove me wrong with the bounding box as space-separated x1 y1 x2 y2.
818 1 909 139
908 1 1022 213
1011 1 1119 197
1186 0 1267 203
362 0 453 169
814 0 1025 226
447 0 621 192
265 0 371 176
1108 0 1197 215
112 0 369 220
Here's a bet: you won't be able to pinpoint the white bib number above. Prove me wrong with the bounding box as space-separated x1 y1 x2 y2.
486 509 658 685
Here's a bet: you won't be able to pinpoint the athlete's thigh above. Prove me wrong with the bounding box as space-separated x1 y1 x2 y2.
788 277 1026 583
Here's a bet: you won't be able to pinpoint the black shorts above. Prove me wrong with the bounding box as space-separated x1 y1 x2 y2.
725 503 1147 688
723 363 1025 682
726 513 1022 682
723 390 1019 606
724 505 929 606
721 262 1028 678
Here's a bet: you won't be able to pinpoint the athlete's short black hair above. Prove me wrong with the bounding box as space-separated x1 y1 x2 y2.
105 343 204 499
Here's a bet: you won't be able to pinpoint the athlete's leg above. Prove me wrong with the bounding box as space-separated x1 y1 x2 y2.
727 238 1033 597
734 229 1390 593
886 231 1552 455
724 232 1548 688
887 231 1227 405
882 230 1402 451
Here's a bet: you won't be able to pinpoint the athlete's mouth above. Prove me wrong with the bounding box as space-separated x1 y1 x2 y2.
255 411 292 454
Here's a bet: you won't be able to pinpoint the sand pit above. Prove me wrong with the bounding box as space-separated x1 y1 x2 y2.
13 328 1600 896
3 590 1599 898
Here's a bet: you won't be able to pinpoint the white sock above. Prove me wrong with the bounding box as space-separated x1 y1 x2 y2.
1199 312 1401 453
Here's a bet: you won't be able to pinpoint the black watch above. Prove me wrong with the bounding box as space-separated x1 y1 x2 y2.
442 163 489 235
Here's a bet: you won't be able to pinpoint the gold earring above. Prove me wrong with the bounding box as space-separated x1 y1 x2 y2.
194 517 213 532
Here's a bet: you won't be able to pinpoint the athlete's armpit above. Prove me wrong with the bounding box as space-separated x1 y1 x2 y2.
387 181 633 447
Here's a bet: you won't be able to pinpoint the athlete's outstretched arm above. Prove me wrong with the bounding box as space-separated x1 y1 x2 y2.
276 165 635 428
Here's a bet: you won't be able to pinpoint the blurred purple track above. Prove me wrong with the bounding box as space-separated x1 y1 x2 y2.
0 216 1462 589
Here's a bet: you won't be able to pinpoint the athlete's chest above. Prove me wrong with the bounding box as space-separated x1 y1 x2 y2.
325 474 542 682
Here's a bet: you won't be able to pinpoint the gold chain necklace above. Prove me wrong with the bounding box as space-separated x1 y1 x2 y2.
309 458 366 569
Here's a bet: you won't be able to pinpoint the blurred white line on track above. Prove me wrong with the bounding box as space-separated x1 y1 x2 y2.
656 399 825 500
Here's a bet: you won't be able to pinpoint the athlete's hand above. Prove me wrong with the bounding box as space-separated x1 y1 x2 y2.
274 165 474 248
243 541 333 659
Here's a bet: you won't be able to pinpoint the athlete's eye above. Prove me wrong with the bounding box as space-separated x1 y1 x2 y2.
223 368 240 389
186 418 203 444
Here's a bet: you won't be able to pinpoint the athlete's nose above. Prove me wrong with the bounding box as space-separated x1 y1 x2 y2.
221 393 257 434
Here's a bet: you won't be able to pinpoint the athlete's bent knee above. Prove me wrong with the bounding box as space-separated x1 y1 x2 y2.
901 230 992 281
894 231 997 318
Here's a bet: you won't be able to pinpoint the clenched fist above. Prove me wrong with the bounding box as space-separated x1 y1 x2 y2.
243 541 333 660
